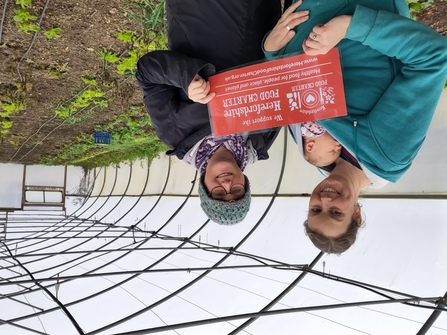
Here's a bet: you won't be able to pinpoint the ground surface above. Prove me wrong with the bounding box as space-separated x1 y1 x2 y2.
0 0 147 164
0 0 445 165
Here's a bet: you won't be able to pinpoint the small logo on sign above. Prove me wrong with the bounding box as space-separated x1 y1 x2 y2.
286 92 301 111
321 86 335 104
302 90 320 108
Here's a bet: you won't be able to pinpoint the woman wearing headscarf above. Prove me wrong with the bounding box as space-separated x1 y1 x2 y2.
136 0 292 225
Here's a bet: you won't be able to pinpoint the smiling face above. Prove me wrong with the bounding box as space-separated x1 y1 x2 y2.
307 175 361 238
203 147 246 201
305 133 342 167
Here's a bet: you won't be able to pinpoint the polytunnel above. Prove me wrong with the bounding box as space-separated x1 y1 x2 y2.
0 92 447 335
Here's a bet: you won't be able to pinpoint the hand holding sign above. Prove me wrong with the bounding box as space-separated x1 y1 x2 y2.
264 0 309 52
188 74 216 104
207 48 347 136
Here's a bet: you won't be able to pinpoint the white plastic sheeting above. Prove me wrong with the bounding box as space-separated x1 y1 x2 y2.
2 194 445 334
0 163 24 209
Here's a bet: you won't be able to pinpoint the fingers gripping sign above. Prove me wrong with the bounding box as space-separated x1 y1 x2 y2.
187 74 216 104
264 0 309 52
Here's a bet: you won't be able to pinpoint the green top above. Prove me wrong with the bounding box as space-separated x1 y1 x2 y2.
265 1 447 182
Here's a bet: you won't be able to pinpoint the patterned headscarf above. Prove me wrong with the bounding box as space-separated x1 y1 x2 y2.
301 121 326 138
195 135 248 174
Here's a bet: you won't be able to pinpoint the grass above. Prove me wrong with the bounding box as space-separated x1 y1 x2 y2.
39 105 168 168
70 137 166 169
122 0 167 36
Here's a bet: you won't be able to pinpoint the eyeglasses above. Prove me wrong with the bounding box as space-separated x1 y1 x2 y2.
209 183 246 200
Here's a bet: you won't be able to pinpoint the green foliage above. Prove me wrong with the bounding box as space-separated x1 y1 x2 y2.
102 80 116 87
71 89 105 109
16 0 32 9
92 2 167 77
54 89 106 119
81 76 97 86
0 101 25 115
18 22 40 32
1 121 13 129
44 27 62 39
45 62 69 79
41 105 166 168
84 89 104 99
122 0 167 37
116 49 139 75
80 139 166 168
406 0 421 10
92 98 108 108
407 0 433 18
112 1 168 75
0 119 13 137
421 0 434 8
66 109 97 125
8 134 25 147
25 0 170 168
115 32 167 75
98 49 120 63
54 105 72 118
13 9 37 22
14 2 40 34
116 31 136 43
48 70 63 78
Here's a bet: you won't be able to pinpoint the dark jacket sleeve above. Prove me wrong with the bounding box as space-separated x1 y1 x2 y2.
136 50 215 90
251 127 281 161
135 51 216 151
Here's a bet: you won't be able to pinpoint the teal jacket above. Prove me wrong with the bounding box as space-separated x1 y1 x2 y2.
265 1 447 182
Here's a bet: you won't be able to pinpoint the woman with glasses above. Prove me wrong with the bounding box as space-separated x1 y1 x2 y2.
136 0 285 225
264 0 447 253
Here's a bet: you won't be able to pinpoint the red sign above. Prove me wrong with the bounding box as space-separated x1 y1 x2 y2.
208 48 347 136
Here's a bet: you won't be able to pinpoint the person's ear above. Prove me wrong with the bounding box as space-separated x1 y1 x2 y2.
306 140 315 153
354 204 362 226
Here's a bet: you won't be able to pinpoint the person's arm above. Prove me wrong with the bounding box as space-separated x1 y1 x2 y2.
345 6 447 165
135 51 216 150
136 50 216 102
